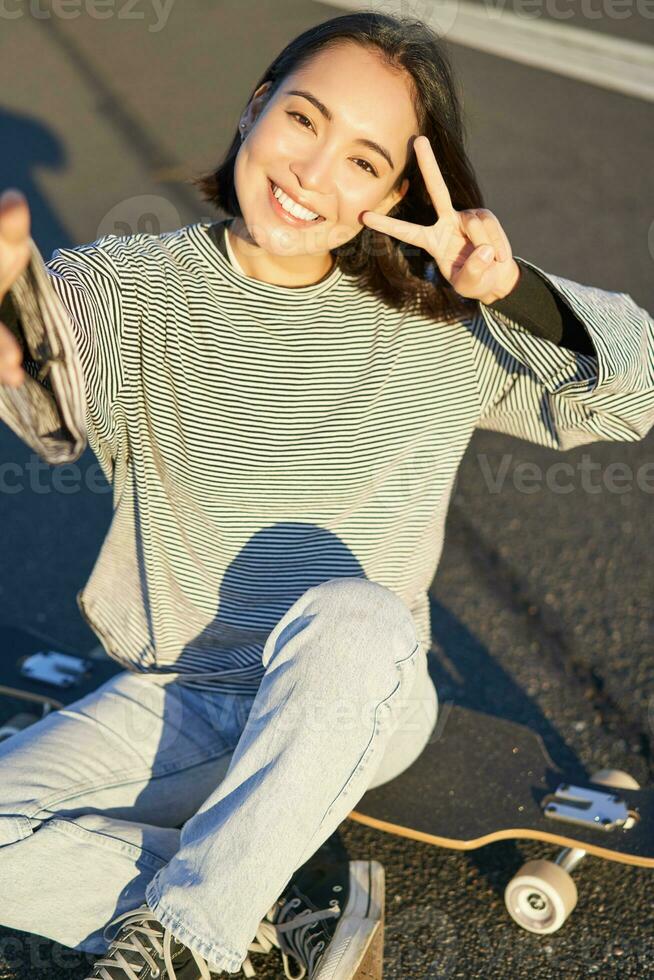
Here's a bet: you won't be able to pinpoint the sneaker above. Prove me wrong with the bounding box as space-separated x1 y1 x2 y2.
270 859 385 980
83 901 280 979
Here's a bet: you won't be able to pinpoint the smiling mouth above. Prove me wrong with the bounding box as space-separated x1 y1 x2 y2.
268 179 326 222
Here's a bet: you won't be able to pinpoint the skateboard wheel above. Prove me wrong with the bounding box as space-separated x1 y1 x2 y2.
0 711 41 741
590 768 640 790
504 859 577 934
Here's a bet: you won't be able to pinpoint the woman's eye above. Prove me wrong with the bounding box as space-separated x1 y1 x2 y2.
354 159 377 176
288 111 313 130
286 112 378 177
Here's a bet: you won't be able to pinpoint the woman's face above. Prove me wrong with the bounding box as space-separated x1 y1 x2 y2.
233 42 419 261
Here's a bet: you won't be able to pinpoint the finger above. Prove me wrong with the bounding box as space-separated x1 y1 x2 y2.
460 211 497 259
0 370 26 388
360 210 426 250
414 136 455 219
451 244 497 297
484 211 513 263
0 321 26 387
469 209 512 262
0 366 26 387
0 244 31 302
0 321 23 364
0 189 31 243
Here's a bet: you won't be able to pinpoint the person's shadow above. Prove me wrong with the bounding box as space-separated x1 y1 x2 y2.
0 106 73 256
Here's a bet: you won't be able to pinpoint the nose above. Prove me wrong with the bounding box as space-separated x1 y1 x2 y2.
289 155 335 214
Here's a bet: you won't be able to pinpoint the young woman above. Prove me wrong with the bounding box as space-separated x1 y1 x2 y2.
0 11 651 980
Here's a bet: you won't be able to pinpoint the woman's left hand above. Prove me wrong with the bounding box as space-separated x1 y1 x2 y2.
361 135 521 305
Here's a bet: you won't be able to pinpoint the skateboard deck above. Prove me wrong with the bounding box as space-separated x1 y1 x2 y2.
0 623 122 740
347 702 654 868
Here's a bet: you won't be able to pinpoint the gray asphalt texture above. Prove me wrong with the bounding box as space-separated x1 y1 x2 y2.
0 1 653 977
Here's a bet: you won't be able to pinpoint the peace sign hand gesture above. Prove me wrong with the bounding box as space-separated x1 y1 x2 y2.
361 136 521 306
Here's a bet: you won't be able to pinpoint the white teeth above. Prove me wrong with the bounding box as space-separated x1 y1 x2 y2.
272 183 320 221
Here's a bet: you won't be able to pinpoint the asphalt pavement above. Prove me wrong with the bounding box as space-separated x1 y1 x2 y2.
0 0 652 976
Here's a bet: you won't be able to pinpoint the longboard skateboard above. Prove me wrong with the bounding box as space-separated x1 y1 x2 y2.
347 701 653 934
0 623 122 741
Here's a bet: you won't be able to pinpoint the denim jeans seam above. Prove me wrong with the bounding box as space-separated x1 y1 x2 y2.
39 815 170 870
395 640 421 667
317 661 416 828
0 814 33 845
22 746 235 820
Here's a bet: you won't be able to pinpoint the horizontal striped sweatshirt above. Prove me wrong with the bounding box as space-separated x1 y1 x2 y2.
1 218 653 693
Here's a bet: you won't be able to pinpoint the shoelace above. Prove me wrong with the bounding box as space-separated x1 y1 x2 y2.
84 898 339 979
83 904 212 979
272 895 342 980
239 912 280 977
84 902 285 980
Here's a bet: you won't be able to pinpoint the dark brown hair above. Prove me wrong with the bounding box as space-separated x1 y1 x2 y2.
191 10 484 324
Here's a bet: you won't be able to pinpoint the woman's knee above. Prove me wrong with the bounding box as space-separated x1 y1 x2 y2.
300 577 419 663
261 577 420 681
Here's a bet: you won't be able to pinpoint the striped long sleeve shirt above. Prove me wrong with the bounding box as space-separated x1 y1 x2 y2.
1 218 652 693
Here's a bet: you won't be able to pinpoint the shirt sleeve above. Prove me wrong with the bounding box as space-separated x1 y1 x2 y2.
469 256 654 451
485 258 596 356
0 233 129 475
0 288 65 397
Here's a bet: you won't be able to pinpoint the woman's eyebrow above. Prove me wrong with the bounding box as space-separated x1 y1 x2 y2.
283 88 395 170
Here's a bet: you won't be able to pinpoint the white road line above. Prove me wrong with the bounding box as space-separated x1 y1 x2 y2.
323 0 654 103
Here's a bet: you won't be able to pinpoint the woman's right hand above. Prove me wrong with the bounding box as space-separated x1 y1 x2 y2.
0 188 31 388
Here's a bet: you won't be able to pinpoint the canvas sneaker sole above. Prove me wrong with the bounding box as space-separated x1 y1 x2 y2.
313 860 385 980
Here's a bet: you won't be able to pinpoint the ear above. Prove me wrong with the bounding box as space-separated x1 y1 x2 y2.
241 80 273 130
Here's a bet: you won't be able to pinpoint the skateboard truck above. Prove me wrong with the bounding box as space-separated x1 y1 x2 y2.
542 782 632 832
1 625 123 744
507 769 641 934
19 651 92 689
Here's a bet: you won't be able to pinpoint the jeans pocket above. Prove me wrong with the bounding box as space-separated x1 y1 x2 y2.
0 813 34 847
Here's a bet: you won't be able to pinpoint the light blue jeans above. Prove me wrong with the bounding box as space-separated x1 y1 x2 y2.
0 578 438 973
